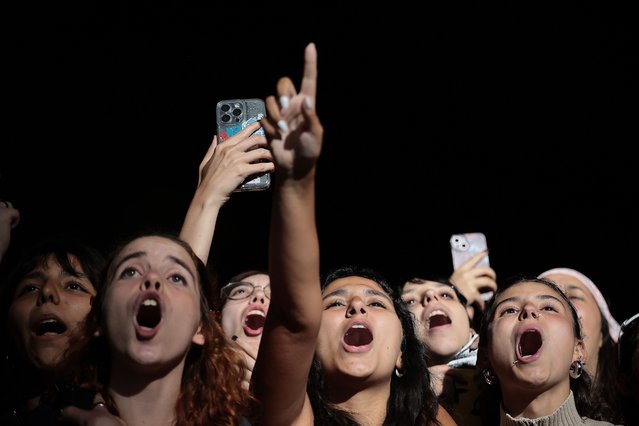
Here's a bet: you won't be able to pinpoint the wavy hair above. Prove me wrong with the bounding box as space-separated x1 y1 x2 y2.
61 233 252 425
307 265 441 426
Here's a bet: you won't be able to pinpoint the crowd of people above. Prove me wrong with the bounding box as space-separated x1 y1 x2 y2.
1 43 637 425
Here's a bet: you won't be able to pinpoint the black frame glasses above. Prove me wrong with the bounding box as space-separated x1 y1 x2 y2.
220 281 271 301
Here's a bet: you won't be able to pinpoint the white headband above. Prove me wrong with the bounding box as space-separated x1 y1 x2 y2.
538 267 620 342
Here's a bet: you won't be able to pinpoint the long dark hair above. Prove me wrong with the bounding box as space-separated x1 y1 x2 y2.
478 277 593 419
584 312 623 422
1 238 105 414
307 265 440 426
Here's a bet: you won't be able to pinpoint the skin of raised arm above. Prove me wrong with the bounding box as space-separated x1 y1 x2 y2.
0 200 20 264
252 43 323 426
448 250 497 312
179 125 273 263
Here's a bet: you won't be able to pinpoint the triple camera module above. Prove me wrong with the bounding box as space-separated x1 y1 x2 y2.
219 102 243 123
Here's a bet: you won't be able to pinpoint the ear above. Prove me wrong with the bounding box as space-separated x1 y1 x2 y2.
573 339 585 364
395 351 403 371
192 324 205 346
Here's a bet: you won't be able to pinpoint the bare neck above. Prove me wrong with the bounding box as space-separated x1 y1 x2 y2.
108 358 186 426
328 379 391 426
501 380 571 419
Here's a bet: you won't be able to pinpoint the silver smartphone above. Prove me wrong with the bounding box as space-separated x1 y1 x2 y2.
216 98 271 192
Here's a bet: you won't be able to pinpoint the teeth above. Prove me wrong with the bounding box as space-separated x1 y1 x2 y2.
247 310 265 317
41 318 57 324
142 299 158 307
351 324 366 329
429 310 446 318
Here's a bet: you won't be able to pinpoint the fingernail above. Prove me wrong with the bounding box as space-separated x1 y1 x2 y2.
279 96 290 110
304 96 313 110
232 335 238 341
277 120 289 133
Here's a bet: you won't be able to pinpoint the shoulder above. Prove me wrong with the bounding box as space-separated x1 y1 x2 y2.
435 404 458 425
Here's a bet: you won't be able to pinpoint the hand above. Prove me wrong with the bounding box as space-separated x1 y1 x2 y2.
261 43 323 181
60 403 127 426
0 200 20 264
449 250 497 312
196 123 274 203
232 335 258 390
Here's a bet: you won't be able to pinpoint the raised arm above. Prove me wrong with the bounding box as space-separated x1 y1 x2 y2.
179 124 273 263
252 43 323 425
0 200 20 265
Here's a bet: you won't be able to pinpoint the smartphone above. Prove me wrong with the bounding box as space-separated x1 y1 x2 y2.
450 232 493 301
216 98 271 192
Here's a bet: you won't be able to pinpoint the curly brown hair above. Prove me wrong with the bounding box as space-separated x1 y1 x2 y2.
59 233 253 425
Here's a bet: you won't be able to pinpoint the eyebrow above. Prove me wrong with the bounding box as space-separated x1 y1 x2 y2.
322 287 392 303
20 268 88 282
114 251 196 283
402 283 448 294
20 271 47 282
495 294 565 310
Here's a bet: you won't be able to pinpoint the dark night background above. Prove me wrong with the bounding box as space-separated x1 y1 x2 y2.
2 5 637 321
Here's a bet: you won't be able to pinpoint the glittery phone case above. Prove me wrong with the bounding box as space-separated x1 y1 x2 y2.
216 98 270 192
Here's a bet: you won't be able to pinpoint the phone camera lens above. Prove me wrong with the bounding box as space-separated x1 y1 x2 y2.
232 108 242 117
221 104 230 112
221 114 231 123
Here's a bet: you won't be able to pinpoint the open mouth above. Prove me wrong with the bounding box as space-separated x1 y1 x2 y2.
136 297 162 329
517 329 543 359
243 310 266 336
344 324 373 347
35 318 67 336
428 310 451 329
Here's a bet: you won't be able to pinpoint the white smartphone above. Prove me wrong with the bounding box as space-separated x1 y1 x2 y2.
450 232 493 301
215 98 271 192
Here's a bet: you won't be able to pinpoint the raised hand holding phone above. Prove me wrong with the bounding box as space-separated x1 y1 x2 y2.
216 98 273 192
449 233 498 313
179 120 274 263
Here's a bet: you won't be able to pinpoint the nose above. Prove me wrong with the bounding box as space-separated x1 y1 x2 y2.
520 305 540 320
423 289 439 305
346 297 367 317
140 271 161 291
37 281 60 306
251 286 266 303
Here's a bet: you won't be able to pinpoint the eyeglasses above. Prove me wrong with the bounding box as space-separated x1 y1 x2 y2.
221 281 271 301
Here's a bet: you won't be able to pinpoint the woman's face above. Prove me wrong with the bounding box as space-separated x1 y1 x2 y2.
220 273 270 354
8 254 97 370
541 272 602 375
487 282 583 393
401 280 471 364
103 236 204 372
316 276 403 386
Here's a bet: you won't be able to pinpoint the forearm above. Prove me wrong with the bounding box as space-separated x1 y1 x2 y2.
269 173 322 330
179 192 225 264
